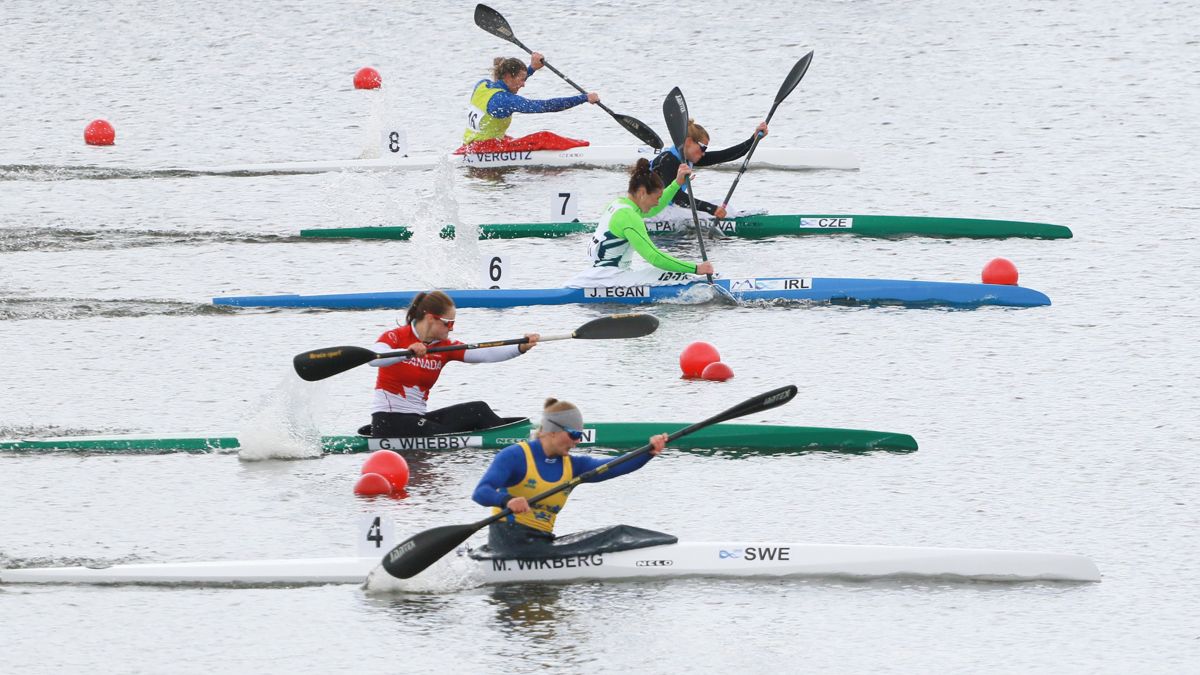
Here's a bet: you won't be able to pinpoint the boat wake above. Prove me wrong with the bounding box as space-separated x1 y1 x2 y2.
0 296 236 321
0 227 306 253
0 163 206 182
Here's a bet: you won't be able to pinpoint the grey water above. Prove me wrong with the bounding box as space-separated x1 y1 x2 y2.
2 0 1198 672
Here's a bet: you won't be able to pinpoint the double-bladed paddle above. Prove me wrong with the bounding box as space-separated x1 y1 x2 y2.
375 384 799 580
663 87 713 283
292 313 659 382
717 52 813 216
474 3 664 149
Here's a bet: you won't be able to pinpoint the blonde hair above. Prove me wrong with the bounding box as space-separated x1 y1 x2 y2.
687 119 709 144
492 57 526 81
543 398 577 413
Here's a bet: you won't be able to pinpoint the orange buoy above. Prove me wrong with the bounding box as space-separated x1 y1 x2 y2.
701 362 735 382
354 67 382 90
84 119 115 146
354 472 393 496
680 341 721 379
361 449 409 489
982 257 1019 285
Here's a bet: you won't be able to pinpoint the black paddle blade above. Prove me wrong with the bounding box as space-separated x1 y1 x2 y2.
573 313 659 340
663 87 690 151
614 113 664 150
292 345 378 382
474 4 519 44
381 523 480 579
776 51 814 103
705 385 799 427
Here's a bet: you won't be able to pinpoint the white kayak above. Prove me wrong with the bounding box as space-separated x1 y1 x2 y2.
182 145 860 175
0 542 1099 586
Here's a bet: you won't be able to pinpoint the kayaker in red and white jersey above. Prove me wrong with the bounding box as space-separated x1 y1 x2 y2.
364 290 539 438
462 54 599 148
650 118 769 221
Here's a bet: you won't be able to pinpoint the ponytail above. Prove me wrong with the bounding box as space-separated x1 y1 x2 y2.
492 57 526 81
627 157 664 194
405 290 454 325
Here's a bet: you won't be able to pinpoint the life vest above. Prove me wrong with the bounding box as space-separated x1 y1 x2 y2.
463 80 513 143
492 441 574 533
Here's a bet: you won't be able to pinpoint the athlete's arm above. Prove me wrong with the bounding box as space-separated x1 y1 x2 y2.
611 204 697 274
463 344 523 363
487 90 588 118
696 135 754 166
571 451 655 483
472 446 527 507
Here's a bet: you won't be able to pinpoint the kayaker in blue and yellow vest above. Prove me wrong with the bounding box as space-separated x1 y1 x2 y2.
463 54 600 144
472 398 666 554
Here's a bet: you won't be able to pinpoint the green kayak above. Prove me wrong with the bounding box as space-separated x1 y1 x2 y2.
299 214 1071 241
0 421 917 455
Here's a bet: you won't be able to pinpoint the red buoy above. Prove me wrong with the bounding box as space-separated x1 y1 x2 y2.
354 472 393 496
361 449 409 490
84 119 115 146
680 341 721 379
354 67 382 90
700 362 735 382
982 257 1019 285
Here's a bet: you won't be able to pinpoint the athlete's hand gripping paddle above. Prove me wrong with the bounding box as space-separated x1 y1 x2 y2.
370 384 798 582
292 313 659 382
474 3 663 149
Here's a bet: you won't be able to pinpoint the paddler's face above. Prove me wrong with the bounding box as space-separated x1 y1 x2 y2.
502 71 527 93
631 187 663 212
543 430 579 456
422 308 456 341
684 137 708 163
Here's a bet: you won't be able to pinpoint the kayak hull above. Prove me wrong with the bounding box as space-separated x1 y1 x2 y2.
212 277 1052 310
0 422 919 455
185 146 859 174
300 214 1073 241
1 542 1099 585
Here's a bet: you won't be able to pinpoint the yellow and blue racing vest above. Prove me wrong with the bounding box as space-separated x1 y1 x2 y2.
463 80 513 144
492 441 574 532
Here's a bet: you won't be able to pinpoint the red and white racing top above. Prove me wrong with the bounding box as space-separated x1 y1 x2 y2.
370 323 522 415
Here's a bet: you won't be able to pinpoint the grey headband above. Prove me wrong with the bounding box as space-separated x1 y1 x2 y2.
541 407 584 433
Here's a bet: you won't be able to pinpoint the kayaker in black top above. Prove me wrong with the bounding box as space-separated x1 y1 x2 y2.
649 119 769 219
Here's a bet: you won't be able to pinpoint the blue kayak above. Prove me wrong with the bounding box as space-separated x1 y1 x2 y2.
212 276 1051 310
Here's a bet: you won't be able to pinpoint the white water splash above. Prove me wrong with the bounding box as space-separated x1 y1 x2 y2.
361 546 485 595
235 375 328 461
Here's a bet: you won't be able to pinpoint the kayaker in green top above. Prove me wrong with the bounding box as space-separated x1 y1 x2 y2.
566 158 716 288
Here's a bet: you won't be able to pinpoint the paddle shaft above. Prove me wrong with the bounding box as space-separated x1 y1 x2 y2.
718 101 780 210
372 333 569 361
475 4 661 148
719 52 812 211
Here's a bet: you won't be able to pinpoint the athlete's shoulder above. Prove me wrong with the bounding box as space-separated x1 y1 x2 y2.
379 325 413 347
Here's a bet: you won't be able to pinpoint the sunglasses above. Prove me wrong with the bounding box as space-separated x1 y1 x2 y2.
428 313 455 329
698 143 708 153
561 425 585 441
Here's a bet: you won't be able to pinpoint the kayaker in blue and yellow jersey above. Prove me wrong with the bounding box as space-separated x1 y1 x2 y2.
463 54 600 145
565 158 715 288
472 398 667 555
650 118 769 220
